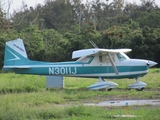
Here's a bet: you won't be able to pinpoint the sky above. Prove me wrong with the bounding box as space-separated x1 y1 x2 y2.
3 0 44 14
2 0 160 14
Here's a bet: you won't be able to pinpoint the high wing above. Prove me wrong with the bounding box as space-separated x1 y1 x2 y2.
72 48 132 59
72 48 132 75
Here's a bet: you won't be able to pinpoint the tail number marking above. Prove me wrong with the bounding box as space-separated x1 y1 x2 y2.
49 67 77 75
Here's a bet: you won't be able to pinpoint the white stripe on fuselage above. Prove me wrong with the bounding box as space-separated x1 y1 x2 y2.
63 70 148 77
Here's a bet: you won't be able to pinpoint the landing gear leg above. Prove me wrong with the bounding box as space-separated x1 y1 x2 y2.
135 78 144 91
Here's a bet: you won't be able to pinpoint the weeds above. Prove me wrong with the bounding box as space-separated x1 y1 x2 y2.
0 69 160 119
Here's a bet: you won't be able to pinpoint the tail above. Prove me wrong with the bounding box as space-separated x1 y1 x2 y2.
3 38 30 71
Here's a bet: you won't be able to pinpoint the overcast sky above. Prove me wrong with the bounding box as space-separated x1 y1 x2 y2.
3 0 160 14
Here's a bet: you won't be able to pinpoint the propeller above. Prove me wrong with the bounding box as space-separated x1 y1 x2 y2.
147 60 158 67
147 61 150 67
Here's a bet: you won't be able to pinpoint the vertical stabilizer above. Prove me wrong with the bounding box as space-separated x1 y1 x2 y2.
3 38 30 70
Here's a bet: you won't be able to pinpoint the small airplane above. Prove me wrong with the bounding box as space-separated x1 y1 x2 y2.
3 38 157 91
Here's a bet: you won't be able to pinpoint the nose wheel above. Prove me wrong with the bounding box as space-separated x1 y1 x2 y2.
128 78 147 91
136 87 144 91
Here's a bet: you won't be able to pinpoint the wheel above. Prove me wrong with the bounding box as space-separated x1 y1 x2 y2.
107 88 112 91
136 87 144 91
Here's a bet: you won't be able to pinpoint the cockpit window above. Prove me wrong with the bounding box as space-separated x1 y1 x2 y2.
77 56 94 63
99 55 103 62
116 53 126 61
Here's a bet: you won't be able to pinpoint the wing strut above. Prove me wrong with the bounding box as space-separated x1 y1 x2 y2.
107 53 119 75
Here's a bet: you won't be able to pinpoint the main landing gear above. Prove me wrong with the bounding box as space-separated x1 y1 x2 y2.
128 78 147 91
87 77 147 91
87 77 118 91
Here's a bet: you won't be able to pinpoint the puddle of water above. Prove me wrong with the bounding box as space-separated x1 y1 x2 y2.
84 99 160 106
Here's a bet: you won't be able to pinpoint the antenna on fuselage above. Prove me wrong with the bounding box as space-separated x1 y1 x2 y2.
89 40 98 48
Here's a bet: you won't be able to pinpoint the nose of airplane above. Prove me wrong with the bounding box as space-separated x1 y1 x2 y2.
147 61 158 67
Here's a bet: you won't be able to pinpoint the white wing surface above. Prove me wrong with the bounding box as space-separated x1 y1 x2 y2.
72 48 131 59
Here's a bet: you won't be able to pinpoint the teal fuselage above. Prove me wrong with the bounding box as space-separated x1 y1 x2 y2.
14 60 148 79
4 39 155 80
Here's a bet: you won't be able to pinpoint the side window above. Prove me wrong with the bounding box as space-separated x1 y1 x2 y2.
117 53 126 61
99 54 114 63
78 56 93 63
99 55 103 62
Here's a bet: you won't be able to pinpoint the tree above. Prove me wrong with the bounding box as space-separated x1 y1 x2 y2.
19 25 44 60
138 11 160 28
42 28 68 62
0 2 15 68
41 0 76 34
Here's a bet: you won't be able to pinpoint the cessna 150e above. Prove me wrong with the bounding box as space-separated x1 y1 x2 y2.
3 39 157 91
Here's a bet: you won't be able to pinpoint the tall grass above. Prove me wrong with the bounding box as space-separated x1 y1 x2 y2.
0 73 46 94
0 69 160 119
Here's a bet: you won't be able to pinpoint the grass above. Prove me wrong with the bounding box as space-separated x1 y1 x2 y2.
0 68 160 119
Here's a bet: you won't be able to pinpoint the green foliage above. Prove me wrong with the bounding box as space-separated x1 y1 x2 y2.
1 0 160 118
138 11 160 28
0 29 19 68
43 29 69 62
19 25 44 60
0 74 45 94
